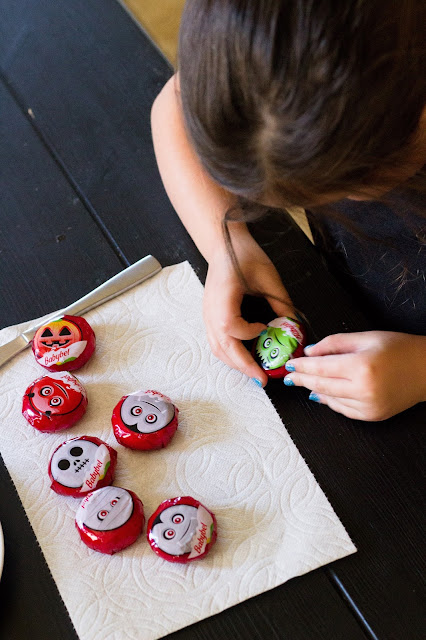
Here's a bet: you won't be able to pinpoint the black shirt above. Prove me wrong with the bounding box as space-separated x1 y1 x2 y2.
309 189 426 335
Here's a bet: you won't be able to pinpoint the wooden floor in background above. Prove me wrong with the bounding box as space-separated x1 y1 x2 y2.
122 0 184 64
121 0 312 240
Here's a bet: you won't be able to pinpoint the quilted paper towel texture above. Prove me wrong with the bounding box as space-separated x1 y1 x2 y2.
0 262 356 640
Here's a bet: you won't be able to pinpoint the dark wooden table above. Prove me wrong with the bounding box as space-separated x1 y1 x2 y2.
0 2 424 639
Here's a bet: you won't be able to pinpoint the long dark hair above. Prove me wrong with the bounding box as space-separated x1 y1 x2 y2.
178 0 425 306
178 0 424 206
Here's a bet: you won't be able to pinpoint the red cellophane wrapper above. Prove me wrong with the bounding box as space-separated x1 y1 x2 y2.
32 314 96 372
111 390 179 450
22 371 88 432
147 496 217 564
75 487 144 555
48 435 118 497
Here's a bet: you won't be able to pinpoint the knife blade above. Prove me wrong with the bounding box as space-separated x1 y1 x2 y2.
0 255 162 369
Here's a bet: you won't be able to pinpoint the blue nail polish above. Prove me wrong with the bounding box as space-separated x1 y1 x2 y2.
252 378 263 387
309 392 320 402
304 343 317 351
285 362 295 372
284 377 295 386
260 329 267 336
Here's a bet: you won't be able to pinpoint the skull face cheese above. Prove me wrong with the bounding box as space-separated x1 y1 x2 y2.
32 315 96 371
147 497 217 563
112 390 179 450
253 317 306 378
75 486 145 554
22 371 88 432
49 436 117 497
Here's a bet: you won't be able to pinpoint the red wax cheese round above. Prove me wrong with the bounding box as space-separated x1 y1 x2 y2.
75 486 144 554
49 436 117 497
112 390 179 450
22 371 88 432
32 315 96 371
253 316 306 379
147 497 217 564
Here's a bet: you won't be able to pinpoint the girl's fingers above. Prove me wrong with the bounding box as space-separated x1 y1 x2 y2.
225 317 267 341
310 394 366 420
284 371 354 398
285 354 353 379
207 330 268 385
304 332 373 356
223 337 268 383
265 292 295 320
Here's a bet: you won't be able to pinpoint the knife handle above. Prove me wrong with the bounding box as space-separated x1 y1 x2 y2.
62 255 162 316
20 255 162 341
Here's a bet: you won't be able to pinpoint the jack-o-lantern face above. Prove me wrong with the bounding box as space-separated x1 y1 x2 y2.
27 374 83 417
32 315 96 372
34 319 82 351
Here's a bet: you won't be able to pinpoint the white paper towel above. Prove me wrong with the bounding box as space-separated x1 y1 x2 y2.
0 261 356 640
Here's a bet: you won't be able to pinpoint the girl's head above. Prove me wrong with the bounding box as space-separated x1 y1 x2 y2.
178 0 425 208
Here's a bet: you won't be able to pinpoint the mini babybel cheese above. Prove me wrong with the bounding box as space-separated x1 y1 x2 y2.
75 486 145 555
22 371 88 432
147 497 217 563
111 389 179 450
32 315 96 372
253 316 307 379
49 436 117 497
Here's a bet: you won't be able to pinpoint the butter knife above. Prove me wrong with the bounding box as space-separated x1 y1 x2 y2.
0 255 162 369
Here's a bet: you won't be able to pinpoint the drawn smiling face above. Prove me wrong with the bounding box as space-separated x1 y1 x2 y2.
151 504 198 556
255 327 298 370
27 375 83 417
120 392 175 434
34 319 82 350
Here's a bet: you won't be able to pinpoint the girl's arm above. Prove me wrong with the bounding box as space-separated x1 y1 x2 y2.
151 76 241 264
151 75 295 385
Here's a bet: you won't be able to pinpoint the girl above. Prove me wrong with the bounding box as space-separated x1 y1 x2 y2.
151 0 426 421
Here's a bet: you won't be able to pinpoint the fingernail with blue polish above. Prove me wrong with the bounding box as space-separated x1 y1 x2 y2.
304 343 317 352
284 377 295 386
260 329 267 336
285 362 295 372
252 378 263 387
309 392 320 403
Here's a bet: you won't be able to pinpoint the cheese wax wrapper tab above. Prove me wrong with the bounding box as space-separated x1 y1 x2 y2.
22 371 88 432
253 316 306 379
147 497 217 563
75 486 145 555
32 315 96 371
112 389 179 450
49 436 117 497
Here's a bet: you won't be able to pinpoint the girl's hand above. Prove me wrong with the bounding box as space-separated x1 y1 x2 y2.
284 331 426 421
204 230 295 386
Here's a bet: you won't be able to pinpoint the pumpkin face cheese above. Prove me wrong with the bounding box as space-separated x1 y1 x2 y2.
32 315 96 371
